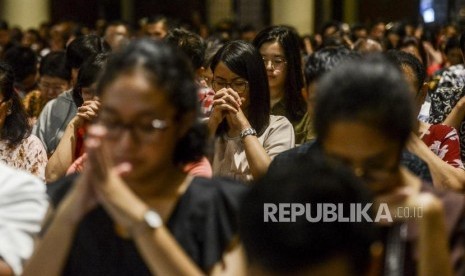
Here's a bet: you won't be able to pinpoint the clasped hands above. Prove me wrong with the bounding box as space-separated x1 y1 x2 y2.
210 88 250 133
69 125 148 234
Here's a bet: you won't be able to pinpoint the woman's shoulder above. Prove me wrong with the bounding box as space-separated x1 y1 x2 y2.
264 115 295 142
188 177 249 202
177 177 249 218
21 134 47 156
269 114 292 125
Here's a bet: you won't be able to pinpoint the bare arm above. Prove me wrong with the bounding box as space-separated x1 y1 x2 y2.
46 100 100 183
242 135 271 180
407 133 465 191
45 117 81 183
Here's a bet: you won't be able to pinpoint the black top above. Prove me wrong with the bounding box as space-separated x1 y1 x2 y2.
270 142 465 276
47 175 248 275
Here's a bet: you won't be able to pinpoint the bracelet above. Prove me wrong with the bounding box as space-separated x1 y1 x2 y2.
240 127 257 140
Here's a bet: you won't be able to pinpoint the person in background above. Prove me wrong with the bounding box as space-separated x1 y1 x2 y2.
270 56 462 275
239 24 257 43
387 50 465 191
253 26 307 143
241 153 378 276
23 51 72 125
428 31 465 162
103 21 130 52
21 28 44 54
3 46 38 97
33 35 110 156
0 62 47 180
209 40 295 182
143 15 171 40
0 20 16 58
164 28 214 177
303 46 358 143
353 38 383 54
45 53 107 183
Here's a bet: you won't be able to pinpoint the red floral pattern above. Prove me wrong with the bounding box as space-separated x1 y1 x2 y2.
421 124 464 169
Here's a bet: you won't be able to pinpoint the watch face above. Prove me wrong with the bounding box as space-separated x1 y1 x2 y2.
145 210 162 228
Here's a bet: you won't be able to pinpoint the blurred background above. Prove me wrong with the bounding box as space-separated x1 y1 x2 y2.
0 0 463 35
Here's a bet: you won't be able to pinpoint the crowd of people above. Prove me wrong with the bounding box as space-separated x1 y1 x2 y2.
1 14 465 275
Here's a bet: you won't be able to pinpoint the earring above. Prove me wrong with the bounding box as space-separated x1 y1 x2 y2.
6 108 11 115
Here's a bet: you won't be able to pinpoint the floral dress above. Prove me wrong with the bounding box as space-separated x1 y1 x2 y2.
0 135 47 181
421 124 464 169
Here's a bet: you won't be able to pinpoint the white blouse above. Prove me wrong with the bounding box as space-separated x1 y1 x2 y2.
213 115 295 182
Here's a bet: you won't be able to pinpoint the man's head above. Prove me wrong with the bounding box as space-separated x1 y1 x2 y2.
240 153 376 276
165 28 205 71
386 50 427 115
315 55 414 193
65 34 111 86
143 15 171 40
38 51 72 101
104 21 130 51
304 46 359 115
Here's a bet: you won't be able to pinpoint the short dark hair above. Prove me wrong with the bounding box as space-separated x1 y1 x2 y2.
445 36 461 54
39 51 71 81
104 20 131 34
314 55 414 148
386 49 425 91
240 152 376 275
65 34 111 70
165 28 205 70
253 25 306 122
210 40 270 136
73 53 109 106
3 46 37 82
304 46 359 85
0 62 30 146
97 39 205 165
145 15 174 30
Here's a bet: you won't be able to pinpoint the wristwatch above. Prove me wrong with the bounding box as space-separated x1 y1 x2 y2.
142 209 163 229
240 127 257 140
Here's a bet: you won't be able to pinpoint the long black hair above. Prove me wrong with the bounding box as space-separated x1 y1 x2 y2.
210 40 270 136
253 26 306 123
0 62 31 146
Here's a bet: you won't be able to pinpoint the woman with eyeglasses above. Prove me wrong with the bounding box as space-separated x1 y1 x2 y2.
24 40 248 275
253 26 308 143
45 53 107 183
0 62 47 180
22 51 72 125
209 40 295 182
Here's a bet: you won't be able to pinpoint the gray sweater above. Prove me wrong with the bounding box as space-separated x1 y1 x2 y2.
33 89 77 156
